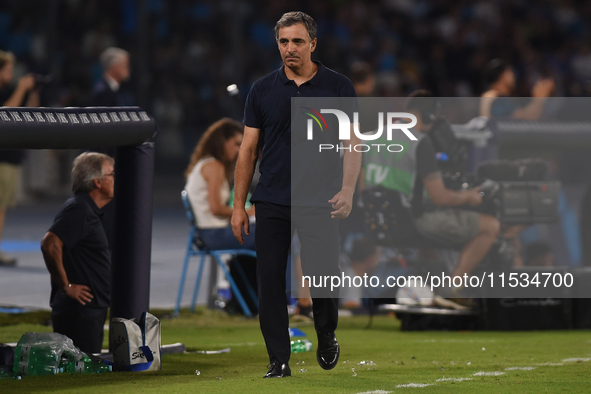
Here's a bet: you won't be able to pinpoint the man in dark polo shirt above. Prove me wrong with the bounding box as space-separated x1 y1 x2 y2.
41 152 114 353
232 11 361 378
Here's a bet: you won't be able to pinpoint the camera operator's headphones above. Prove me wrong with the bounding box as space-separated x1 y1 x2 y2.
405 90 440 125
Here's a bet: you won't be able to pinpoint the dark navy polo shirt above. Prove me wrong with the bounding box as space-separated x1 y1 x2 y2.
244 61 356 206
48 192 111 309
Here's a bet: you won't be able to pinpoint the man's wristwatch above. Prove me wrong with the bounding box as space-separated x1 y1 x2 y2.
62 283 72 294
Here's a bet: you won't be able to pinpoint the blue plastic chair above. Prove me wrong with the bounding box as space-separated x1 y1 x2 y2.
174 190 258 317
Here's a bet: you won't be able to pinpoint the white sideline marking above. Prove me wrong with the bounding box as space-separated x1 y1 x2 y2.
436 377 473 382
357 391 393 394
473 371 505 376
562 357 591 362
214 342 260 347
396 383 434 388
359 355 590 392
505 366 536 371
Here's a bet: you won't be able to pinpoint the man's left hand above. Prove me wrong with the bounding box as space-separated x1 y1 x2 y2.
329 188 353 219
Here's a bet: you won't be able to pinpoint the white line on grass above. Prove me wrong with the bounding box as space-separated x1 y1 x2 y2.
562 357 591 362
357 391 393 394
536 362 564 366
473 371 505 376
396 383 434 388
505 367 536 371
436 377 473 382
212 342 260 347
374 354 587 391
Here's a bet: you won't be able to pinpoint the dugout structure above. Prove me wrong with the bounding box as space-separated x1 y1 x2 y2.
0 106 156 322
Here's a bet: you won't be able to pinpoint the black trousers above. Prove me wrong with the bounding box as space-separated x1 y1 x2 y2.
255 202 340 364
52 294 108 354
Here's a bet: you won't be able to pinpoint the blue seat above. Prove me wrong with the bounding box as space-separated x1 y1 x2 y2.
174 190 258 317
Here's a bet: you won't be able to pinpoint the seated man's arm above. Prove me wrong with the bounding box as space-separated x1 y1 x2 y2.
41 231 93 305
416 135 481 208
423 171 481 207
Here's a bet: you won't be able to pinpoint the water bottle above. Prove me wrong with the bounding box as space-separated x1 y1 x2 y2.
84 360 112 374
27 363 59 376
59 354 81 373
290 339 313 353
25 346 60 376
12 345 24 375
70 356 111 374
14 345 32 376
31 346 59 365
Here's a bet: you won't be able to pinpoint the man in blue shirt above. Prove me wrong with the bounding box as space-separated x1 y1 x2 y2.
232 11 361 378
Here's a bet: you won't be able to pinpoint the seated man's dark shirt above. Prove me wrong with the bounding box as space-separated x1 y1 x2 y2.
48 192 111 309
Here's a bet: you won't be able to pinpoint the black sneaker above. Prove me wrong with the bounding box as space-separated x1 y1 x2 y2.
263 361 291 378
316 331 340 370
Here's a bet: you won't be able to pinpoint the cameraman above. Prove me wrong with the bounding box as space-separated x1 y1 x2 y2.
363 90 499 287
0 50 39 266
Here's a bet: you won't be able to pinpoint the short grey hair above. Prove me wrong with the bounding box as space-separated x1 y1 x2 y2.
100 47 129 71
274 11 317 41
72 152 114 193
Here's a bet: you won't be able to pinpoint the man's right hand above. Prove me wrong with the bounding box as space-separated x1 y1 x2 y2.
66 283 94 306
466 188 483 206
231 208 250 245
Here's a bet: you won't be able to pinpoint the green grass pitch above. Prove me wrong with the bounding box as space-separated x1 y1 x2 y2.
1 308 591 393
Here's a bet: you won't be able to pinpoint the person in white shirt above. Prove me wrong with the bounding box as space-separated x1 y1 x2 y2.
185 118 255 249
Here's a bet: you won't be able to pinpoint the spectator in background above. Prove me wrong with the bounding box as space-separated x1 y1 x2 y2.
88 47 131 252
41 152 114 353
185 118 255 250
480 59 554 119
350 61 375 97
0 50 39 266
89 47 130 107
349 61 377 133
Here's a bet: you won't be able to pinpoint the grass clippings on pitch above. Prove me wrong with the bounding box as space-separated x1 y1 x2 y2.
1 308 591 393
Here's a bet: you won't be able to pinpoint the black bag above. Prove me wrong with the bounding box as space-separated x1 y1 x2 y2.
362 186 416 246
477 159 549 181
0 343 14 367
